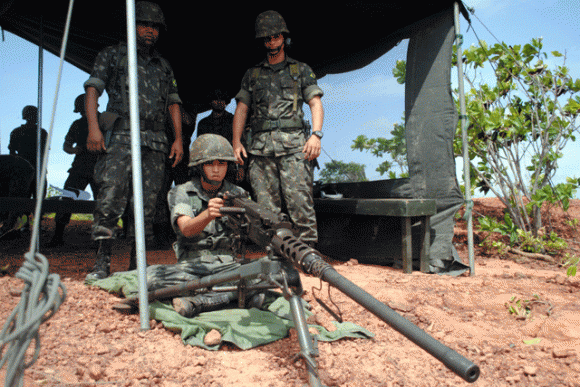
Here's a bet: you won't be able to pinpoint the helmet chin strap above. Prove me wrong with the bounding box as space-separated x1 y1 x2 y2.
267 42 284 57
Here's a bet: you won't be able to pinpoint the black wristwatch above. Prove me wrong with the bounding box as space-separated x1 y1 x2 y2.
312 131 324 139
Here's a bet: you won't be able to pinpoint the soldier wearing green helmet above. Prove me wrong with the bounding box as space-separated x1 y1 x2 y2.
233 10 325 246
84 1 183 281
142 134 256 320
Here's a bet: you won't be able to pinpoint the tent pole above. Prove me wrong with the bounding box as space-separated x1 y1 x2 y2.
34 16 43 252
454 2 475 276
126 0 150 331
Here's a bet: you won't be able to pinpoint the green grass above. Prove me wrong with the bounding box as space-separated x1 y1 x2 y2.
44 213 94 221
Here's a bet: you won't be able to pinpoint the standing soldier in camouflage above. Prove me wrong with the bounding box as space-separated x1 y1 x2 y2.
84 1 183 280
49 95 100 247
232 10 324 246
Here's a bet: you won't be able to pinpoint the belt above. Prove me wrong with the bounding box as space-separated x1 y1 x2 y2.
117 117 165 132
253 118 303 133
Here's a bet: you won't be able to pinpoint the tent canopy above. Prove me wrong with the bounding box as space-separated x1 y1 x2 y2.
0 1 468 114
1 1 471 273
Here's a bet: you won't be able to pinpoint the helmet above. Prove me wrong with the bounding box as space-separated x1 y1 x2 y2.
255 10 289 39
189 134 236 167
22 105 38 121
135 1 166 30
74 94 85 113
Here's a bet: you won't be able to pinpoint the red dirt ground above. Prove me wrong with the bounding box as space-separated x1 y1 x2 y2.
1 198 579 387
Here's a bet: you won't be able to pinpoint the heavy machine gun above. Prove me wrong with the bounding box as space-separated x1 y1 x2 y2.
115 193 480 386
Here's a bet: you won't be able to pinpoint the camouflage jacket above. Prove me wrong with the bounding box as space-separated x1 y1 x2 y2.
84 44 181 123
168 178 248 262
235 56 323 157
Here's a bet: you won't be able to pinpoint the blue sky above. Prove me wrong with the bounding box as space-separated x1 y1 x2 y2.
1 0 579 199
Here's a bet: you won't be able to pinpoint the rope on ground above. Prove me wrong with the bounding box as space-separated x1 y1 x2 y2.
0 1 74 386
0 251 66 386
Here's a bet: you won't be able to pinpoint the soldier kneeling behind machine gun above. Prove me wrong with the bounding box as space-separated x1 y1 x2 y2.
115 134 480 386
129 133 268 318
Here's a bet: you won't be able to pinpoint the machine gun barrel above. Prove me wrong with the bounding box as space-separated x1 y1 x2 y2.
222 195 478 382
271 228 480 383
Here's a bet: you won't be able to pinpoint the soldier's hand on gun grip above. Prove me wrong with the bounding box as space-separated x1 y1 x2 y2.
207 197 225 219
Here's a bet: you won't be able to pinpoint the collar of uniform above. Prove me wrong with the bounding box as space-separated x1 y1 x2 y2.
117 43 163 62
258 55 298 69
185 178 235 202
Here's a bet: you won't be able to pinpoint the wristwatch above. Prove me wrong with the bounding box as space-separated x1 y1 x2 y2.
312 131 324 139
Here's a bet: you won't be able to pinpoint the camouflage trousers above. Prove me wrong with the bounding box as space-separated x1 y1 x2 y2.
146 253 240 291
92 142 165 241
248 152 317 243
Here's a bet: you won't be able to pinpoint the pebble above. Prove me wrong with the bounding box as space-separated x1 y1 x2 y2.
523 366 537 376
9 288 21 297
204 329 222 346
553 349 576 358
88 364 104 381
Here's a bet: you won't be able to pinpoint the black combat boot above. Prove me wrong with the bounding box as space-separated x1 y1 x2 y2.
172 292 237 318
85 239 112 281
127 241 150 271
128 243 137 271
48 222 65 247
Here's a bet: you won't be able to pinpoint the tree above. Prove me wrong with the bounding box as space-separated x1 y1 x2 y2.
351 115 408 179
458 38 580 237
354 39 580 243
318 160 367 183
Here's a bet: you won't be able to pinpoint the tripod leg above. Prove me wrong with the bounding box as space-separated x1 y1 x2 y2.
288 294 323 387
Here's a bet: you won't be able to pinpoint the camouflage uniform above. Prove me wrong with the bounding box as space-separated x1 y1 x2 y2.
84 43 181 240
145 164 248 312
235 57 323 243
168 178 247 262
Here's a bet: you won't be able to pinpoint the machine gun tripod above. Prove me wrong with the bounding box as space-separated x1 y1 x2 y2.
114 194 480 386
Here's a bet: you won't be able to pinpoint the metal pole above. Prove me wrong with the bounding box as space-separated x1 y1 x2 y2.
454 2 475 276
34 16 43 252
125 0 150 330
30 1 75 251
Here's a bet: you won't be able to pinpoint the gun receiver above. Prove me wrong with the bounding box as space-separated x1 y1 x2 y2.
220 194 480 383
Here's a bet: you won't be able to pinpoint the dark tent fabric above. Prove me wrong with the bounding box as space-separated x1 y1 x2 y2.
0 1 470 273
0 1 469 113
404 9 468 274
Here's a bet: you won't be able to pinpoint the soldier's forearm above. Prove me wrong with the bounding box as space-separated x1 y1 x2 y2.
308 96 324 133
169 104 183 142
232 102 249 146
85 87 100 131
